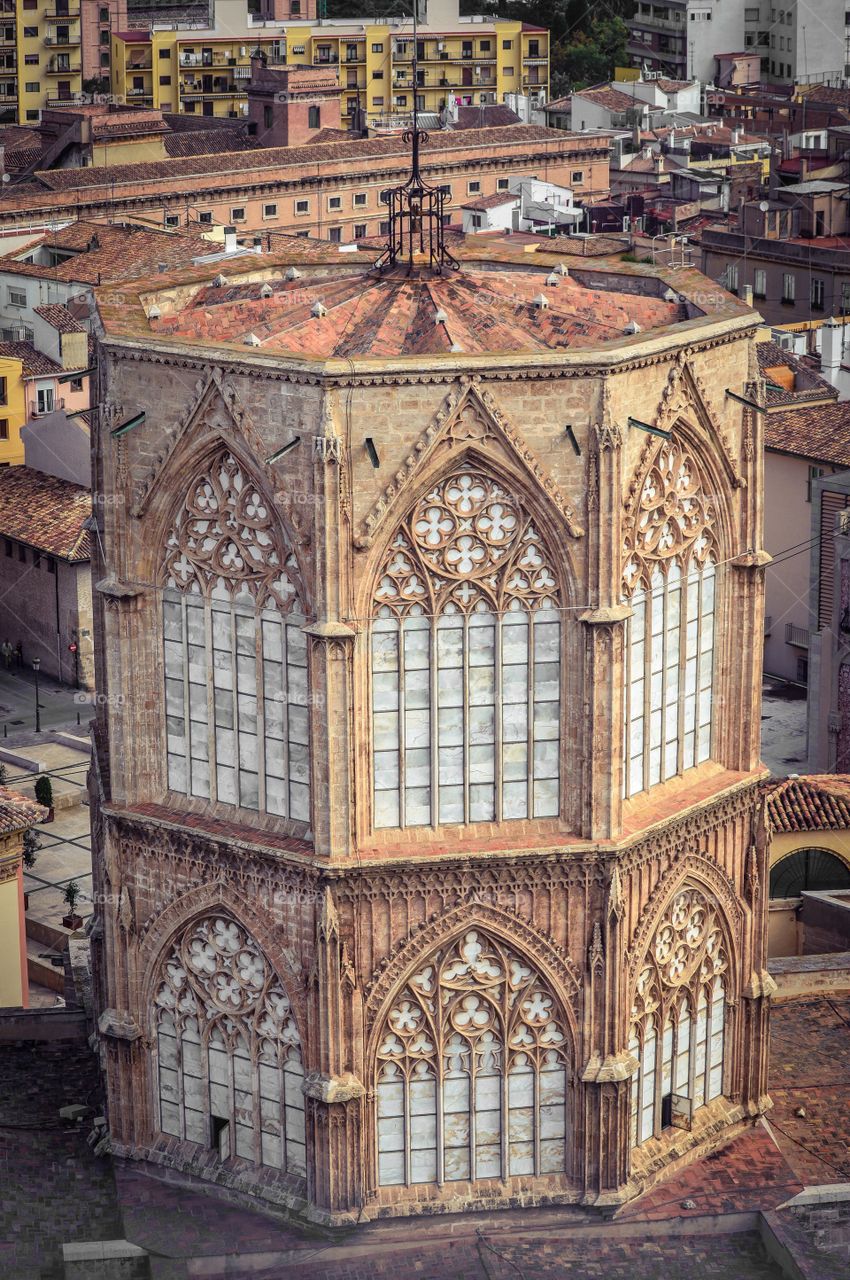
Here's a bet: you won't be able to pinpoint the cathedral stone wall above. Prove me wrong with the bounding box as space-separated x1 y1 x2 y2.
89 306 773 1223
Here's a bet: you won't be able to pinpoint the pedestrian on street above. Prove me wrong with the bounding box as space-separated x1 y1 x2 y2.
14 641 22 668
1 639 12 670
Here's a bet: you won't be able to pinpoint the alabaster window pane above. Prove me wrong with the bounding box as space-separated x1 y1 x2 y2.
438 706 463 745
468 620 495 666
373 671 399 712
675 1015 691 1093
372 627 399 672
470 785 495 822
534 739 559 779
534 661 560 703
437 624 463 670
538 1064 566 1107
534 777 559 816
503 780 528 819
378 1078 404 1117
167 754 187 792
379 1150 404 1185
374 749 400 789
468 665 495 705
374 711 400 752
503 701 527 743
503 742 528 781
374 789 400 828
288 703 309 746
262 1132 283 1168
239 771 259 810
188 681 208 723
159 1066 179 1108
160 1099 181 1136
533 700 560 741
287 662 308 708
661 1022 673 1095
404 746 430 788
469 706 495 741
502 619 528 663
378 1116 405 1152
185 1108 207 1144
444 1145 470 1181
502 663 528 704
539 1139 563 1174
440 786 464 824
265 740 286 780
406 788 431 826
641 1035 656 1111
290 781 310 821
405 709 430 750
438 746 463 783
629 1036 640 1149
410 1074 436 1119
443 1074 469 1114
158 1030 178 1070
235 1123 254 1160
165 677 185 719
216 726 235 766
469 743 495 781
259 1064 280 1102
510 1142 534 1175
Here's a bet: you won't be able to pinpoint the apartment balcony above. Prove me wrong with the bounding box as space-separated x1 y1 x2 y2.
127 60 152 71
45 8 81 19
630 13 685 33
125 90 153 101
523 57 549 66
0 60 14 75
313 54 339 65
180 87 241 100
47 59 79 74
44 34 82 47
785 622 810 649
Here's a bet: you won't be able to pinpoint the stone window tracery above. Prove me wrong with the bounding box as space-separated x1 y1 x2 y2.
161 449 310 819
628 886 728 1148
622 440 717 798
154 914 306 1176
375 928 571 1187
371 468 561 829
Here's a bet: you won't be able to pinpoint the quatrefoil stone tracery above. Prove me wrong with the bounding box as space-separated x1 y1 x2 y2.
630 886 729 1031
374 470 560 616
623 441 716 591
164 449 302 611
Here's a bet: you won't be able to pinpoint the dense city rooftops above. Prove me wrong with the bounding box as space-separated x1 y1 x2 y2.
0 467 91 562
95 235 756 364
765 775 850 831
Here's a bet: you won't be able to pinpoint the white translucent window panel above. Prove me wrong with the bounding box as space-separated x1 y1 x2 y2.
409 1064 438 1184
693 997 708 1109
708 980 725 1101
474 1068 502 1179
674 1008 691 1095
507 1057 534 1175
640 1030 656 1142
660 1019 674 1098
442 1069 471 1182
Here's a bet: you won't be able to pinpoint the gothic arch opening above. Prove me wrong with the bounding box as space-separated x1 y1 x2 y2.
160 446 310 819
372 926 574 1189
152 912 306 1177
769 847 850 898
621 435 721 799
628 882 731 1147
369 461 566 830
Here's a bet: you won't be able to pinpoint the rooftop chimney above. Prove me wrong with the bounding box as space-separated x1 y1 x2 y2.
821 317 845 384
224 225 239 255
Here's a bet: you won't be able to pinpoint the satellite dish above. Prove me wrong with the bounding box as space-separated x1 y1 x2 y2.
759 200 770 211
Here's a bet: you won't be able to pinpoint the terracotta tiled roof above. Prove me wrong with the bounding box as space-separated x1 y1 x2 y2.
148 259 687 358
461 192 518 210
574 84 645 113
757 340 838 406
0 466 90 561
765 775 850 831
451 105 522 129
0 221 215 285
765 400 850 466
0 341 61 378
656 78 695 92
34 303 84 334
309 128 353 145
0 786 45 833
163 128 258 158
30 126 584 194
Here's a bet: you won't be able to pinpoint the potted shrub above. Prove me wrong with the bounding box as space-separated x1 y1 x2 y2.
62 879 83 931
22 827 39 911
34 774 54 822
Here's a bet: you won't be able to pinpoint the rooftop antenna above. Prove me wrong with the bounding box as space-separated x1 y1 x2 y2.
374 0 459 275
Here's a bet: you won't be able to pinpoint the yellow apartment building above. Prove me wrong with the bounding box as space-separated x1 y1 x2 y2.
0 351 28 466
15 0 83 124
111 0 548 126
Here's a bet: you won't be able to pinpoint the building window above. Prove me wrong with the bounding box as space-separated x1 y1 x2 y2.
198 211 212 224
502 39 512 49
353 192 367 207
353 224 367 239
467 180 481 194
26 111 39 122
295 200 309 215
162 449 310 819
753 268 767 299
371 466 561 830
622 440 717 799
504 66 515 76
69 377 83 393
7 288 26 308
164 214 180 228
25 81 39 92
329 227 342 243
159 75 171 86
308 104 320 129
153 913 306 1176
497 178 509 191
571 170 584 184
328 196 342 211
0 377 6 405
726 263 739 294
230 208 245 223
263 203 277 219
0 419 7 440
376 928 570 1186
159 48 170 59
630 885 728 1147
99 6 109 20
372 43 383 53
46 556 56 574
782 272 795 303
380 220 390 236
263 104 273 129
807 465 826 503
36 386 54 415
811 278 825 311
24 54 39 65
23 26 38 37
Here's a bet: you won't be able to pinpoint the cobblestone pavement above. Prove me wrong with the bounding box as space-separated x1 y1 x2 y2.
767 995 850 1184
0 1039 122 1280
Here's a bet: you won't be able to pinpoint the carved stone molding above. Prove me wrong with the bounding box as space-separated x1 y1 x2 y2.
98 1008 143 1041
302 1071 365 1103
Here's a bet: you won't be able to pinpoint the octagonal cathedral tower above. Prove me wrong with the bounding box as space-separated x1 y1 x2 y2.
89 233 773 1224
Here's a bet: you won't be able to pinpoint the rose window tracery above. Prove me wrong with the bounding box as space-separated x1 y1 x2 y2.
371 467 562 829
161 448 310 819
628 884 729 1149
621 437 718 799
154 915 305 1175
375 928 570 1187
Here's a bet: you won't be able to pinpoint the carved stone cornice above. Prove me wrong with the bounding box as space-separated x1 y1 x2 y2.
302 1071 365 1103
95 577 145 612
98 1008 143 1041
581 1049 638 1083
579 604 632 626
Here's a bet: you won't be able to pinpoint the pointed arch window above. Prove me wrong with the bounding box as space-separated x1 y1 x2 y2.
622 440 717 799
375 928 571 1187
629 886 729 1148
161 449 310 819
154 914 306 1176
371 469 562 829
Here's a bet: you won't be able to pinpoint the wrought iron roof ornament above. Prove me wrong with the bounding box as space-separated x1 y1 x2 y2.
374 5 460 276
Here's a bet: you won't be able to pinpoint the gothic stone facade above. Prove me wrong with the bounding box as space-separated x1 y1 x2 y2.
89 301 773 1224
